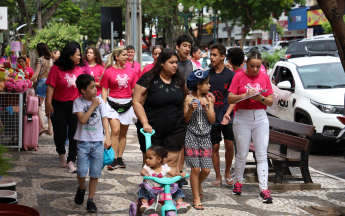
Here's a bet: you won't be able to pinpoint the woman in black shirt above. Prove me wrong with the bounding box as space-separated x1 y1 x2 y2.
133 49 187 174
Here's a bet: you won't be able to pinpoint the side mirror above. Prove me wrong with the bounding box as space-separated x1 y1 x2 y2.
277 81 291 89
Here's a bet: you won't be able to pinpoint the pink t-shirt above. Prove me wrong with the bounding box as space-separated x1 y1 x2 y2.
46 65 83 101
191 59 202 69
90 64 104 96
260 64 267 74
125 61 141 78
100 66 138 99
140 63 154 77
25 67 34 75
228 71 273 110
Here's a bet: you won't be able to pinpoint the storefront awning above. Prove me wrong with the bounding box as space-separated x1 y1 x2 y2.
201 34 214 44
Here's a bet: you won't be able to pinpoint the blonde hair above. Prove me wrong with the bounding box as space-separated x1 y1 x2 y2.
105 46 126 69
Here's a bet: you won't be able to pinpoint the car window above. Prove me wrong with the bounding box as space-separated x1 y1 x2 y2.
329 41 337 51
279 67 295 88
306 42 325 52
272 66 280 85
142 56 151 61
286 43 300 53
297 62 345 88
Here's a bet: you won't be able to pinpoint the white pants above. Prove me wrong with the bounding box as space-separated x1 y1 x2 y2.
233 109 269 191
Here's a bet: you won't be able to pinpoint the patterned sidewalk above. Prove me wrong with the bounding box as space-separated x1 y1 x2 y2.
2 124 345 216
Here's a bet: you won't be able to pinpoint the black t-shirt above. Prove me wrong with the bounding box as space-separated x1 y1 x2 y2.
137 75 184 119
209 67 236 126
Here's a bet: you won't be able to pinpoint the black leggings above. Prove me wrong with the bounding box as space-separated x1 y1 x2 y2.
51 100 78 163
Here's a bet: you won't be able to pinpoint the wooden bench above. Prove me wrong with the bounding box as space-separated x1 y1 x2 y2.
249 116 316 185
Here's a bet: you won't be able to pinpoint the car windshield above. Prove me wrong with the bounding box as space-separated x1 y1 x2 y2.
297 62 345 89
142 56 151 61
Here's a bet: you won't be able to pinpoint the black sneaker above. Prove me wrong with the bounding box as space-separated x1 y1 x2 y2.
107 159 118 170
117 157 126 168
181 178 188 186
74 187 86 205
87 200 98 213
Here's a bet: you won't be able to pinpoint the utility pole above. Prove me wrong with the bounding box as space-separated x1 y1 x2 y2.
37 0 42 29
128 0 142 65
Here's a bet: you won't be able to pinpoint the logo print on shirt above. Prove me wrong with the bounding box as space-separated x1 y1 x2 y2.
244 83 262 93
224 83 229 90
213 91 223 107
116 74 130 88
64 74 77 88
91 71 94 77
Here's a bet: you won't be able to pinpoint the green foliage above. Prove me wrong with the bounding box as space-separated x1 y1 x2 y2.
28 22 82 51
5 45 11 57
269 17 284 37
50 0 82 25
262 48 287 69
322 16 345 34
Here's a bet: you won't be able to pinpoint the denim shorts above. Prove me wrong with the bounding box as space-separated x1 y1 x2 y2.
36 78 47 98
138 187 185 201
77 141 104 178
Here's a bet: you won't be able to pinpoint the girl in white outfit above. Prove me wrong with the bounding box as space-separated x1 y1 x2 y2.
227 50 274 204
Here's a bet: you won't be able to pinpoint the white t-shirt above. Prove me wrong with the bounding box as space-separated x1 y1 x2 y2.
143 163 171 187
73 97 109 141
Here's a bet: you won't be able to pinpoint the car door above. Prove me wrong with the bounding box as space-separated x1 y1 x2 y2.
269 65 296 121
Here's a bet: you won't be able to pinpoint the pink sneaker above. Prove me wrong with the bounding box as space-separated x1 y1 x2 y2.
65 161 76 173
260 189 273 204
140 203 150 213
233 182 243 195
177 202 191 214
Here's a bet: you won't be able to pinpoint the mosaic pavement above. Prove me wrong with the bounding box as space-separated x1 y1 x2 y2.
2 124 345 216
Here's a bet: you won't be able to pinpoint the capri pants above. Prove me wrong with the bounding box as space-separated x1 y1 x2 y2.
233 109 269 191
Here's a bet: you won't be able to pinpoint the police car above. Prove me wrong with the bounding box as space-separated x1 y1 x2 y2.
266 56 345 152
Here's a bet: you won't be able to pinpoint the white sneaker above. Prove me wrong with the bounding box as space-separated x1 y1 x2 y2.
59 154 67 168
65 161 77 173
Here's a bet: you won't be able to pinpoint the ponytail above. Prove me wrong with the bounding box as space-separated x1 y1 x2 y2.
105 46 127 69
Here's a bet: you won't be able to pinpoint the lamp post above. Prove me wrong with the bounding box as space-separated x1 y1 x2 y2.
80 35 88 51
208 7 221 44
178 3 194 35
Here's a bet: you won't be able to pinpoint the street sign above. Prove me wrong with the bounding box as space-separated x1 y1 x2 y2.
275 32 279 42
270 24 277 39
0 7 8 30
101 7 122 40
262 31 268 40
307 28 313 38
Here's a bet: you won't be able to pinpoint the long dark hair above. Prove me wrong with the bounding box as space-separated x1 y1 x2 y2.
141 48 186 97
54 41 84 71
37 43 51 60
83 46 103 67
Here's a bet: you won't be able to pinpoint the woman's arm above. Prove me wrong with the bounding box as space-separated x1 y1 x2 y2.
132 84 152 133
101 87 108 104
45 85 54 118
203 97 215 124
30 62 41 81
252 94 273 106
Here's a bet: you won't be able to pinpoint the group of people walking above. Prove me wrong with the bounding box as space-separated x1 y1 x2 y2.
16 33 274 213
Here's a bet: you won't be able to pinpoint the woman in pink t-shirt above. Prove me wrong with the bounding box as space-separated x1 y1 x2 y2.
140 45 164 77
83 47 105 97
100 46 138 169
190 47 204 70
45 42 84 173
227 50 274 203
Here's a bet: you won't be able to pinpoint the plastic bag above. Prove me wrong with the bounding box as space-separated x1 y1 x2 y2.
103 147 115 168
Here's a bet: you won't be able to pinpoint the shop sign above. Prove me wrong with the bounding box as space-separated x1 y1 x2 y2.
307 28 313 38
283 30 305 37
262 31 268 40
307 9 328 26
0 7 8 30
276 20 288 30
288 7 308 31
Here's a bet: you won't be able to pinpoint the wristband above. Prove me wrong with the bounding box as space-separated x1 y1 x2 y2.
261 97 265 102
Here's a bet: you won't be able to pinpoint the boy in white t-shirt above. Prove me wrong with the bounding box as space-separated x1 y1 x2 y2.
73 74 111 213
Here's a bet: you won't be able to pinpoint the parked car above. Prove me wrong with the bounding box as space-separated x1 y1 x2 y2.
102 54 109 63
300 34 334 41
142 54 154 67
266 56 345 152
284 39 337 59
273 41 289 50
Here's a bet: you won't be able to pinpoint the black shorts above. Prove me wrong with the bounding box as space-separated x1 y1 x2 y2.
211 124 234 144
137 115 186 153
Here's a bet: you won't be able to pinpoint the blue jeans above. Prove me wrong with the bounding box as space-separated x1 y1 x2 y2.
138 187 185 201
76 141 104 178
36 78 47 98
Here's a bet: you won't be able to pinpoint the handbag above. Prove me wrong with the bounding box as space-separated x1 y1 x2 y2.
107 98 132 113
103 147 115 168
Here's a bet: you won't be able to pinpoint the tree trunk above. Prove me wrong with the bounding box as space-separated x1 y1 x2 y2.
317 0 345 71
224 19 234 47
29 49 37 71
37 0 42 30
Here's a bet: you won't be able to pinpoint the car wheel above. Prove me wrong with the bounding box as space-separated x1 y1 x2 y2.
298 117 321 154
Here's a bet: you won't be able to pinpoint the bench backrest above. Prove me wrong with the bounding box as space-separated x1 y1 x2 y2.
268 116 315 151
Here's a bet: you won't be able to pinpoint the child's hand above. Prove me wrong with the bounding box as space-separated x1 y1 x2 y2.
141 169 149 176
221 114 231 125
91 98 101 109
104 137 111 149
189 102 199 112
180 172 187 178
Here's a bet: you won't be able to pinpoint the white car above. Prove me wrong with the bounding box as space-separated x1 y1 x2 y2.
142 54 154 67
266 56 345 152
